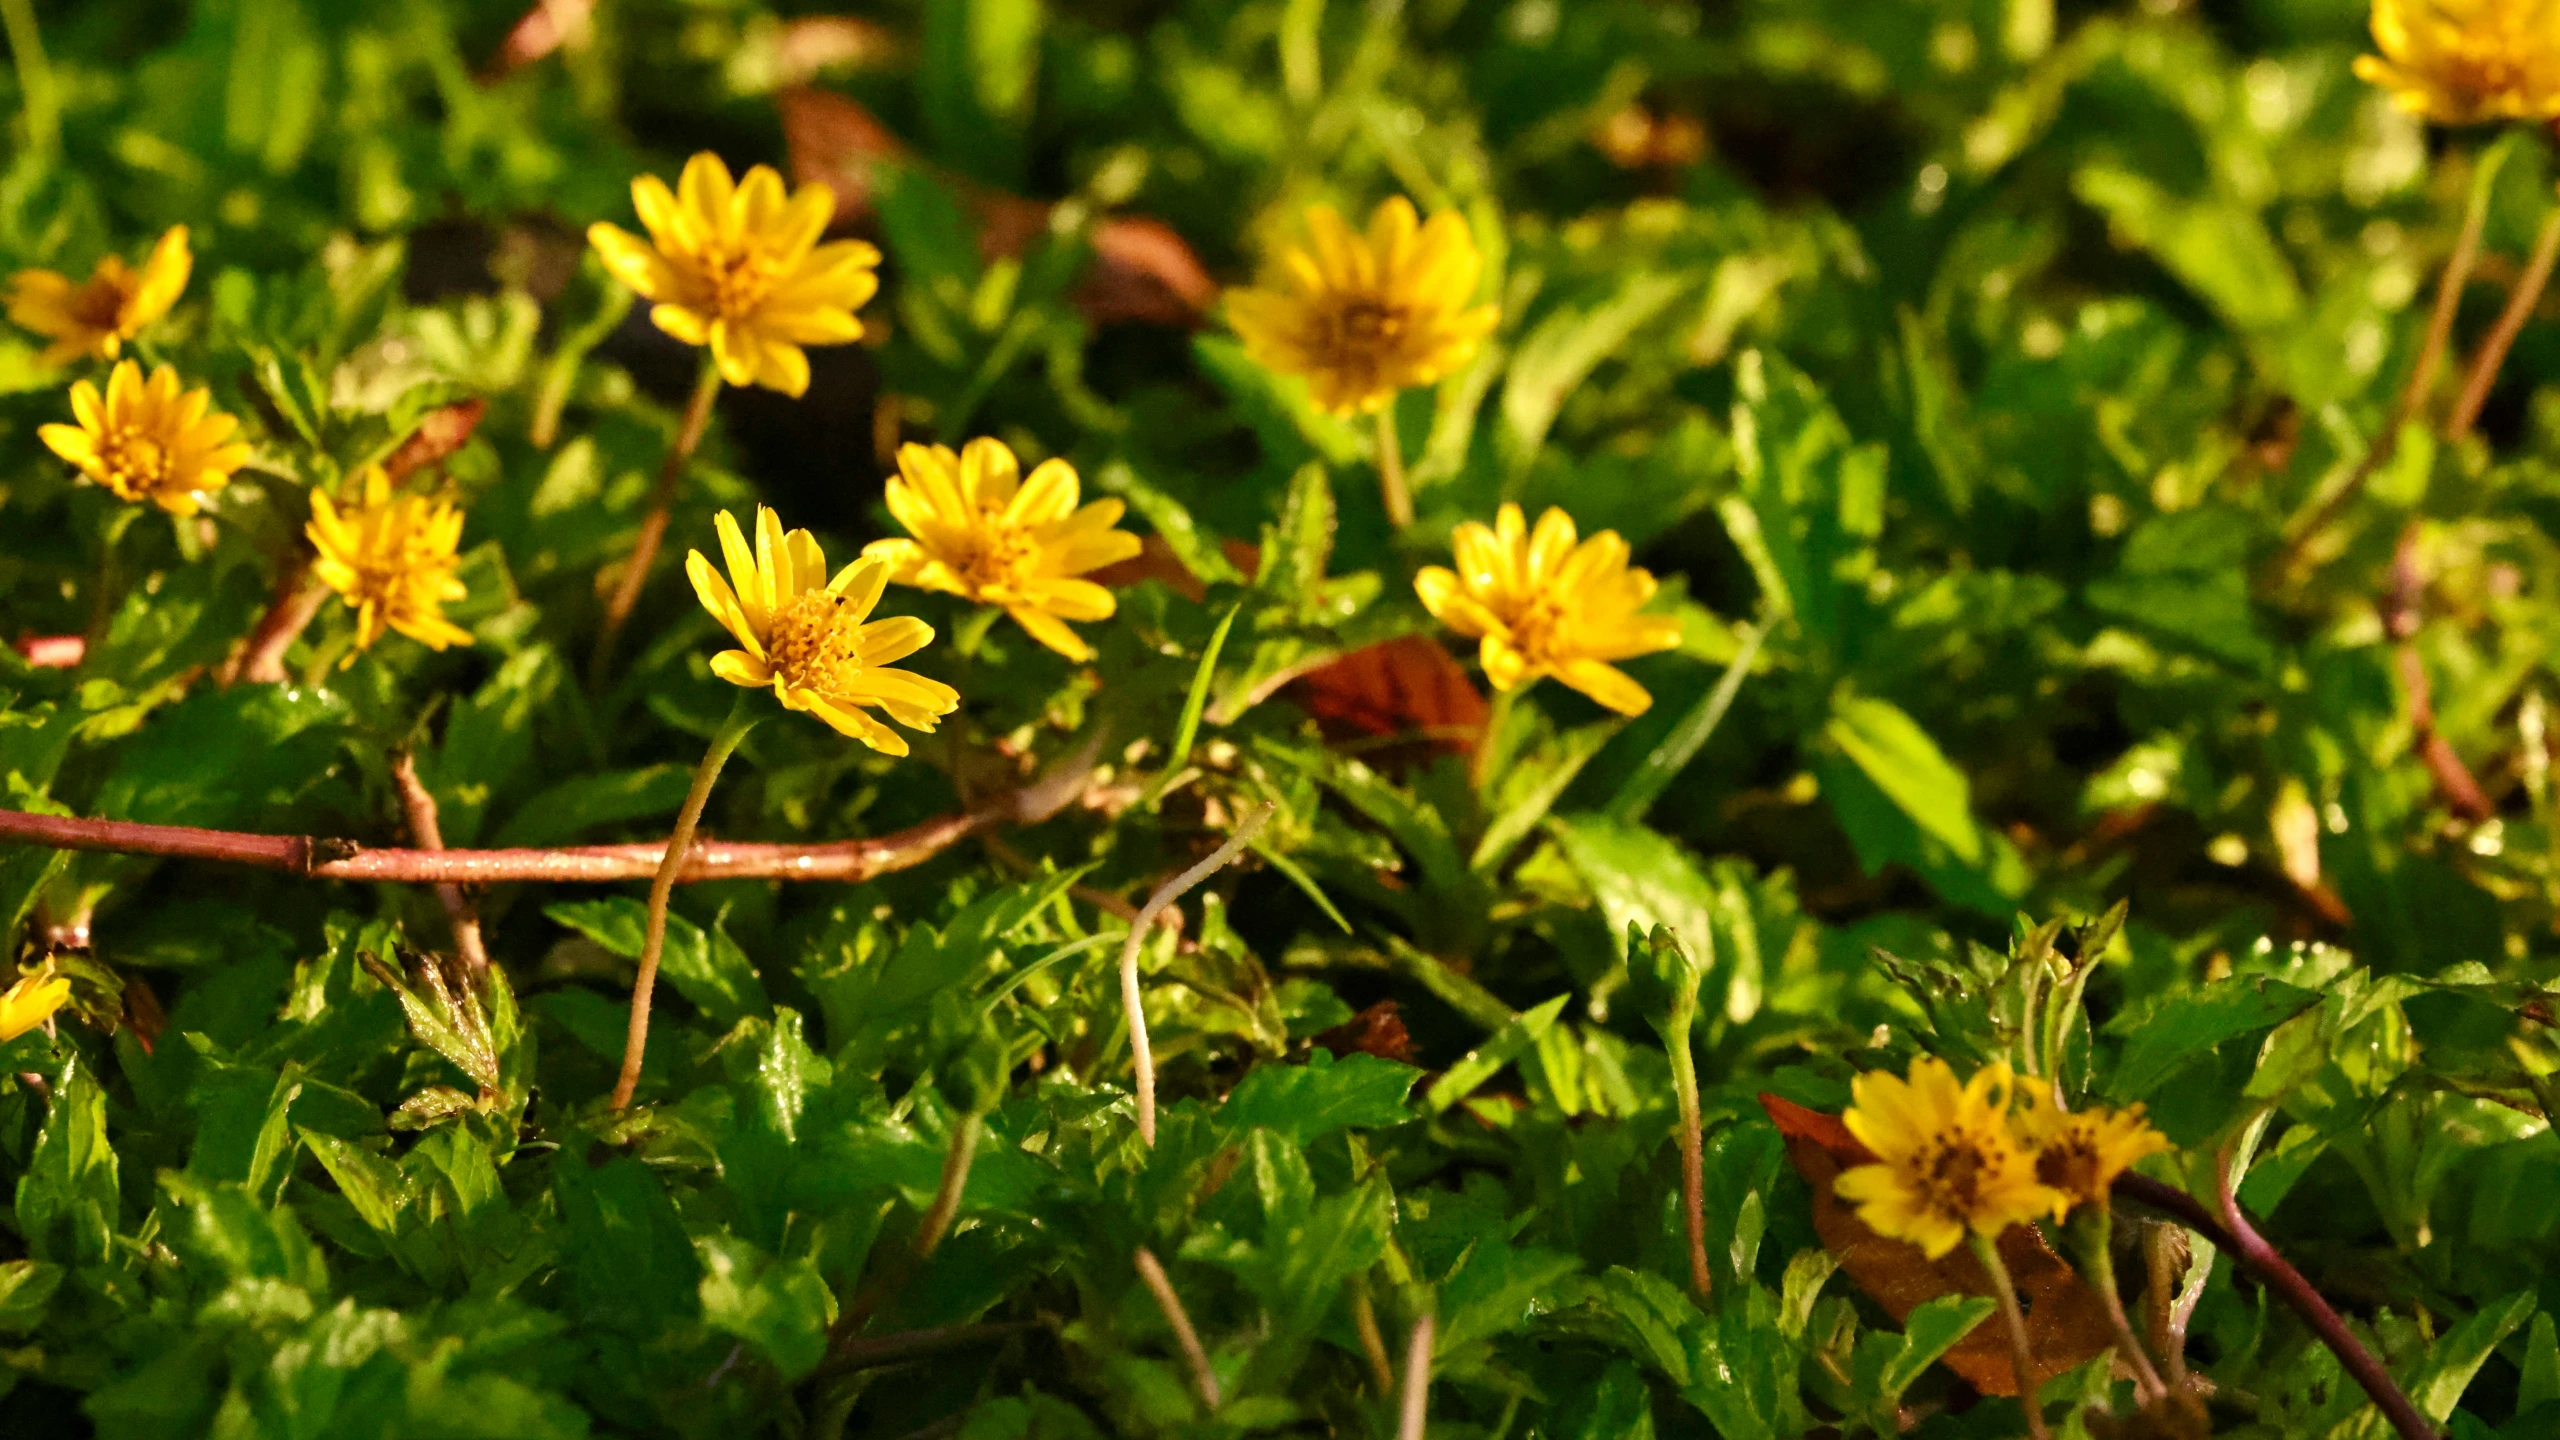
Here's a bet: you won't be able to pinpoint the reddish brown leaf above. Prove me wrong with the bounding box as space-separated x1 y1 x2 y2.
1758 1092 2115 1396
1312 1000 1415 1063
383 400 487 482
1291 638 1487 758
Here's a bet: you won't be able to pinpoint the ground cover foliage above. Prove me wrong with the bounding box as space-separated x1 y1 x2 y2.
6 0 2560 1436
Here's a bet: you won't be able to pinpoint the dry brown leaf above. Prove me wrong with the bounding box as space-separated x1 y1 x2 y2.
1291 638 1486 759
1759 1092 2115 1396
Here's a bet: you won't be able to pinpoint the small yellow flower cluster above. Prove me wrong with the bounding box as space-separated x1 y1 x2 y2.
1415 503 1683 716
1226 197 1497 416
1835 1055 2171 1259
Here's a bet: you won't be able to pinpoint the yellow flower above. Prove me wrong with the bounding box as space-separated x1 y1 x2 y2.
38 361 252 516
2013 1088 2174 1216
860 439 1143 663
1835 1057 2063 1260
306 467 474 657
4 225 192 366
587 152 880 398
1224 197 1498 415
0 967 71 1043
690 507 960 755
2354 0 2560 125
1413 503 1683 716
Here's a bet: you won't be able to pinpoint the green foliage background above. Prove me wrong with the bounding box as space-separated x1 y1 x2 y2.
3 0 2560 1436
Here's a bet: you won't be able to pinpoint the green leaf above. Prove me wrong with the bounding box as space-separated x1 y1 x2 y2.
1220 1050 1419 1142
488 764 690 848
1424 995 1569 1115
545 897 770 1026
1503 271 1690 464
697 1234 834 1381
2106 976 2320 1103
1822 694 1982 865
553 1155 703 1333
15 1057 121 1267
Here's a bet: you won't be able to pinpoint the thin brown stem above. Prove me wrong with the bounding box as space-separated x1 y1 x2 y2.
1134 1247 1220 1410
2208 1141 2442 1440
1969 1231 2051 1440
593 358 723 686
2385 523 2494 822
1665 1024 1712 1301
912 1112 982 1262
222 562 327 686
611 699 759 1112
389 750 491 977
2142 1219 2194 1391
1373 406 1413 529
1123 805 1274 1145
1351 1276 1396 1394
2450 207 2560 440
1396 1310 1434 1440
821 1322 1030 1377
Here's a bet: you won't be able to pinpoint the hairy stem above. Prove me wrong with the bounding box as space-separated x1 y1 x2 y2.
1123 804 1274 1144
1351 1275 1396 1394
2449 206 2560 440
1396 1310 1435 1440
1664 1018 1712 1300
1969 1230 2051 1440
1373 405 1413 528
593 358 723 686
2070 1206 2166 1405
389 750 490 976
1134 1247 1220 1410
610 697 760 1111
913 1111 983 1262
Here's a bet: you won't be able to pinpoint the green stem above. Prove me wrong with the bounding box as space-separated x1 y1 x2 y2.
1969 1229 2052 1440
1373 404 1413 528
1663 1010 1711 1299
913 1110 983 1261
1471 684 1517 792
1 0 59 157
592 355 723 688
609 694 760 1111
2070 1204 2167 1405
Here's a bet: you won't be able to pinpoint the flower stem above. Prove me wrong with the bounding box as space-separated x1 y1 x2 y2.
912 1110 982 1262
1121 804 1273 1145
1134 1246 1221 1410
1470 684 1516 792
592 357 723 688
1396 1309 1435 1440
609 694 760 1112
1351 1274 1396 1394
1373 405 1413 529
1664 1017 1713 1300
1968 1230 2051 1440
2449 205 2560 441
2068 1205 2167 1405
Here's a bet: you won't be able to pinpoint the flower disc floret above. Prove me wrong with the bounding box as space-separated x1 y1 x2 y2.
5 226 192 366
2013 1088 2174 1216
306 467 474 657
588 152 880 397
861 438 1142 662
1835 1056 2063 1260
1224 197 1497 415
1414 503 1682 715
39 361 251 516
689 506 960 755
2356 0 2560 125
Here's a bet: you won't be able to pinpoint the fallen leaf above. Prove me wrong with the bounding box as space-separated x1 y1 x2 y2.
1312 1000 1415 1063
1291 638 1486 758
1760 1092 2116 1396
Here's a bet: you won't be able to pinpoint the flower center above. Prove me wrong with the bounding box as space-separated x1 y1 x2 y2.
1498 592 1570 666
1922 1135 1991 1215
99 428 174 495
956 511 1039 594
765 589 868 699
700 241 785 319
71 274 133 333
2035 1135 2103 1200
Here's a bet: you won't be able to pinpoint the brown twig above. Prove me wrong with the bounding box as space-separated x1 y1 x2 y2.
820 1322 1032 1376
389 750 491 976
222 560 327 686
2449 207 2560 440
592 360 722 687
1134 1247 1220 1410
1123 805 1274 1145
2384 524 2494 822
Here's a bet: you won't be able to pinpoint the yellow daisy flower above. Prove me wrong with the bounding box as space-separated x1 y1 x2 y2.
0 967 71 1043
38 361 252 516
1413 503 1683 716
689 506 960 755
2354 0 2560 125
4 225 192 366
1224 197 1498 415
306 466 475 657
2013 1088 2175 1216
1835 1057 2063 1260
860 438 1143 663
587 152 880 398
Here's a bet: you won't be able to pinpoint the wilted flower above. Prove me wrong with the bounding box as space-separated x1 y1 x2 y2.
2014 1089 2174 1216
690 506 959 755
861 439 1142 662
0 967 71 1043
587 152 880 397
2355 0 2560 125
5 226 192 366
39 361 251 516
1835 1057 2063 1260
306 467 474 657
1414 503 1683 715
1224 197 1497 415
